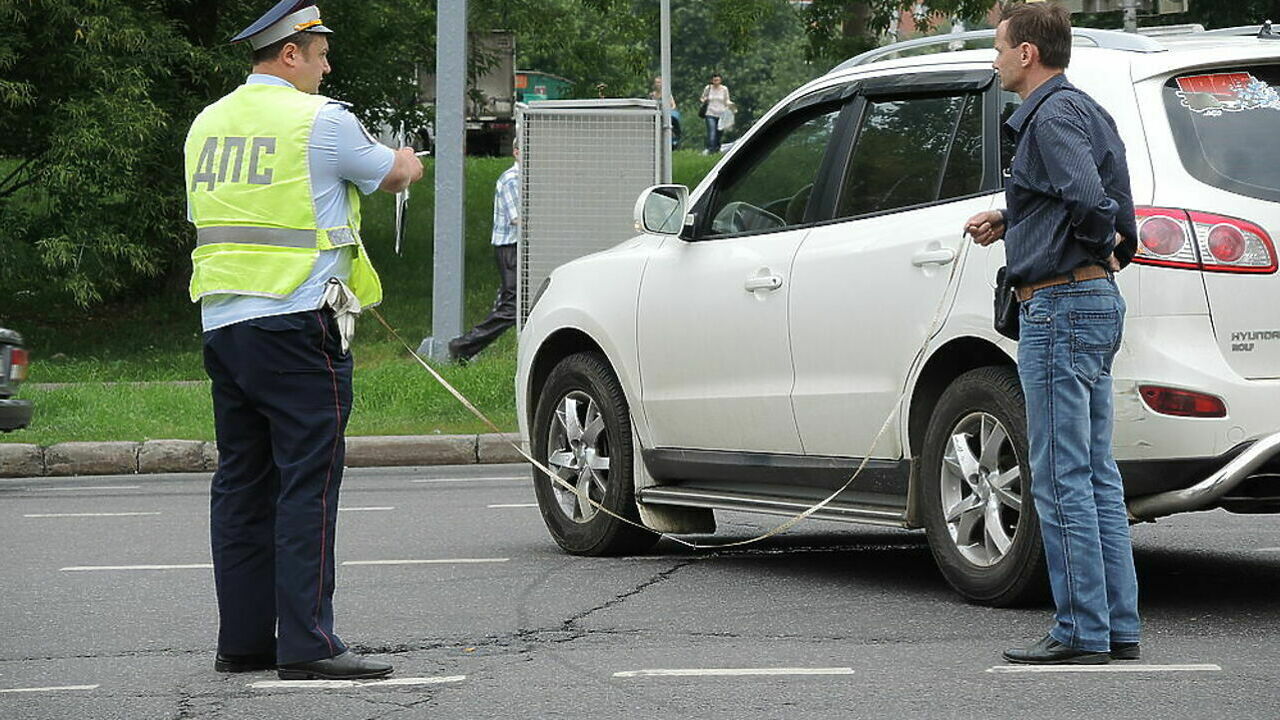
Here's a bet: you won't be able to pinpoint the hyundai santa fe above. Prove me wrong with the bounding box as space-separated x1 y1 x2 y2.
515 26 1280 605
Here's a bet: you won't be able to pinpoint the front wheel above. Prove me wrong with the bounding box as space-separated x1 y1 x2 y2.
920 366 1047 606
530 352 659 556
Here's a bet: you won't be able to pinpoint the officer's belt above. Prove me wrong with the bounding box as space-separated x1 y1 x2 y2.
196 226 357 249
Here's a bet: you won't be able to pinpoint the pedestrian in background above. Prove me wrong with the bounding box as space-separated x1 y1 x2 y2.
185 0 423 680
650 76 682 148
700 73 731 153
964 1 1141 665
448 141 521 363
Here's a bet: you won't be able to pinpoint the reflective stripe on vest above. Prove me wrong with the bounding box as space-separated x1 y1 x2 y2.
184 83 381 307
195 226 360 249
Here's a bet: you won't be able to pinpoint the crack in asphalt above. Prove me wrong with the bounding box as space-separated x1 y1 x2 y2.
560 559 695 629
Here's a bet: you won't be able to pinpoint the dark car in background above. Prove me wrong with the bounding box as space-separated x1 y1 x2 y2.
0 328 33 432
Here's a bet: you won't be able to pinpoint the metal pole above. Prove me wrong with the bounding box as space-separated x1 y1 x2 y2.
659 0 673 183
1122 0 1138 33
420 0 468 360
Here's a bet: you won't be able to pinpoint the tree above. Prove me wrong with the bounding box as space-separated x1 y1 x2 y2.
0 0 435 313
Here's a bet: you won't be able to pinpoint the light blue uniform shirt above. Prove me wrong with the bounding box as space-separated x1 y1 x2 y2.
197 74 395 332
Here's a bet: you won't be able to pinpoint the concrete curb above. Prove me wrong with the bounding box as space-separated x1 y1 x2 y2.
0 433 529 478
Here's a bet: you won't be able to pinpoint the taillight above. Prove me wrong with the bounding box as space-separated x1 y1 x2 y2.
1207 224 1245 263
1138 385 1227 418
1139 214 1189 257
1132 207 1276 274
8 348 28 383
1188 211 1275 273
1135 208 1198 269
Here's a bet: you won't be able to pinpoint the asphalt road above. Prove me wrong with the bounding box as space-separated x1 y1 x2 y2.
1 465 1277 720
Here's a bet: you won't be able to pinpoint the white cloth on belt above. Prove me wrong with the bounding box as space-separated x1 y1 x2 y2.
322 278 362 353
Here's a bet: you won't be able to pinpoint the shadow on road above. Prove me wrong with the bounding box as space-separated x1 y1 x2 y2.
638 525 1278 612
1134 546 1279 612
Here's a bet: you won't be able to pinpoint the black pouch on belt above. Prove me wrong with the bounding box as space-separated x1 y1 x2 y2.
993 266 1020 341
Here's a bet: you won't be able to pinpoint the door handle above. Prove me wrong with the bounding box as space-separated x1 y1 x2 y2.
744 275 783 292
911 247 957 267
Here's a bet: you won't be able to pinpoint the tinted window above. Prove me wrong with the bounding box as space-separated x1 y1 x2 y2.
708 108 841 236
939 94 985 198
999 89 1022 181
1164 65 1280 203
838 93 984 218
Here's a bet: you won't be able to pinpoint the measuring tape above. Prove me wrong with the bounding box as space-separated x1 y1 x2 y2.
368 234 968 550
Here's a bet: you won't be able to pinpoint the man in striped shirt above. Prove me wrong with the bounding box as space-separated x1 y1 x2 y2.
965 2 1140 666
449 143 520 362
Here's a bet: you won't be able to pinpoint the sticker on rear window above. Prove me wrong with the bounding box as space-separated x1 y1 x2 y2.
1175 72 1280 116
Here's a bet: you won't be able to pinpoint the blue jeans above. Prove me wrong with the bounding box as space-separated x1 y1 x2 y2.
1017 276 1140 652
705 115 720 152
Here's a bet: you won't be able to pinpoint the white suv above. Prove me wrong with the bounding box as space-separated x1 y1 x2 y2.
515 26 1280 605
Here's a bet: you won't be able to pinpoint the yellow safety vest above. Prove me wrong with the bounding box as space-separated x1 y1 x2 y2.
184 82 383 307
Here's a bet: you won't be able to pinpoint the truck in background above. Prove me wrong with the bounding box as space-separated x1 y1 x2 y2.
419 30 517 156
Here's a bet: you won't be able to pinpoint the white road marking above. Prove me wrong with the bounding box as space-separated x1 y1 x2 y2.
411 476 526 484
613 667 856 678
0 684 99 694
341 558 509 567
1256 547 1280 552
25 512 161 518
249 675 466 690
487 503 537 508
337 506 395 512
987 664 1222 674
366 676 467 687
60 564 212 572
29 486 141 491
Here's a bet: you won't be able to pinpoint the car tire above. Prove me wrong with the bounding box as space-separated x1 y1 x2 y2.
920 366 1047 607
531 352 659 556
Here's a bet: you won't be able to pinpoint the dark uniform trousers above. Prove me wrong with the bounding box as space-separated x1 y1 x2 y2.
202 309 351 665
450 243 518 360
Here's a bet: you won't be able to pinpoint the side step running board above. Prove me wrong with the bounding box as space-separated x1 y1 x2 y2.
637 486 909 528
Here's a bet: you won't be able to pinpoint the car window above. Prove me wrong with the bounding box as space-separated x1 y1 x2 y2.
837 92 983 218
707 107 841 236
999 89 1022 181
939 93 985 198
1163 65 1280 204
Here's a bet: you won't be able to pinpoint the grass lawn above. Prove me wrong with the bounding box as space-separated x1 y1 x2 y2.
4 150 719 445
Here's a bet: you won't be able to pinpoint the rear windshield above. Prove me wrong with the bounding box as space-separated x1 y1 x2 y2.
1163 65 1280 203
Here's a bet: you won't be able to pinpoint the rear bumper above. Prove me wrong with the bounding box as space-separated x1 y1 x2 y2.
1126 431 1280 520
0 397 33 432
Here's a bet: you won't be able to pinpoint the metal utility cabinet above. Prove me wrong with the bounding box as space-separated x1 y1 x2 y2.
516 99 664 327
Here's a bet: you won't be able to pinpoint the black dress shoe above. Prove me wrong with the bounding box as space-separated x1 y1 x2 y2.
1111 641 1141 661
1003 634 1110 665
215 652 276 673
277 651 393 680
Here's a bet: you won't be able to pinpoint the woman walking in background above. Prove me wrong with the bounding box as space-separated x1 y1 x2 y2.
700 73 730 153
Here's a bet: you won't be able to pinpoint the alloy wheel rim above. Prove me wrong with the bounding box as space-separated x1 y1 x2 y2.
939 412 1024 567
546 390 611 523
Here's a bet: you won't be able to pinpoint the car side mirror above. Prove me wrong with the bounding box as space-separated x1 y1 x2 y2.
634 184 689 236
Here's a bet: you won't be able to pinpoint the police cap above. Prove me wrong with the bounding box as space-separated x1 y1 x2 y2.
231 0 332 50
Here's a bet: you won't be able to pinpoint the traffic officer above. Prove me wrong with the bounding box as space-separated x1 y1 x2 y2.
184 0 423 680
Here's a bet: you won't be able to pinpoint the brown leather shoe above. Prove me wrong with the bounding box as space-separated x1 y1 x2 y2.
277 651 393 680
1003 634 1110 665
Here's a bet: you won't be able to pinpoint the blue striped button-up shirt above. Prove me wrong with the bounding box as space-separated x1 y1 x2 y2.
1001 74 1138 285
491 164 520 246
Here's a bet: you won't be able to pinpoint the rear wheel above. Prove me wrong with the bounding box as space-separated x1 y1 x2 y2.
920 366 1047 606
531 352 659 555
